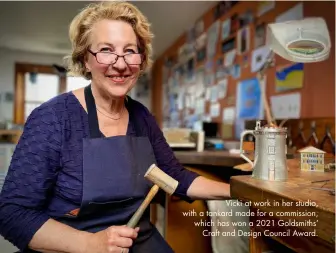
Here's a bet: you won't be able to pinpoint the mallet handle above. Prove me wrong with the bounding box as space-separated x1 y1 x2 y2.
126 184 159 228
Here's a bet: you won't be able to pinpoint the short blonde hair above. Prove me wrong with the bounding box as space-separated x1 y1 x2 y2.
65 1 154 79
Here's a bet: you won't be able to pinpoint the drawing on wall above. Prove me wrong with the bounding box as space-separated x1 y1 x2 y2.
236 78 264 119
237 26 250 54
271 93 301 119
251 45 271 73
275 63 304 91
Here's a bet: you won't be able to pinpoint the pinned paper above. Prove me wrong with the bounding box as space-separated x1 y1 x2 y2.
236 78 264 120
271 93 301 119
210 103 220 117
195 98 205 114
222 107 236 124
251 45 271 72
218 79 228 99
224 49 236 67
210 86 218 102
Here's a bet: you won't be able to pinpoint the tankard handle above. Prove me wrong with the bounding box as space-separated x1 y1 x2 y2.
240 130 255 167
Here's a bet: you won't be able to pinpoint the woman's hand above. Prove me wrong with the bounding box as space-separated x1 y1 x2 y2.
86 225 140 253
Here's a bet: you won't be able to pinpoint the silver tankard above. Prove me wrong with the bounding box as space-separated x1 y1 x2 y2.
240 121 288 181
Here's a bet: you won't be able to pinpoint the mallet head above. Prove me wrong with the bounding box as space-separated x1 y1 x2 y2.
145 164 179 195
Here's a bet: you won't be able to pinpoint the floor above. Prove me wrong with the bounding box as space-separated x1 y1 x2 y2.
0 236 18 253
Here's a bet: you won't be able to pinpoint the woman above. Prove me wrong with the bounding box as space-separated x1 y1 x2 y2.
0 2 230 253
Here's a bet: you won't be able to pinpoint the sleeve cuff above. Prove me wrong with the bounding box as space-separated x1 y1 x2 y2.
173 172 201 203
14 211 50 252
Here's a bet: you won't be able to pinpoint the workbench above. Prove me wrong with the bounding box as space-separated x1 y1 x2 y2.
174 150 246 167
230 159 335 253
158 150 251 253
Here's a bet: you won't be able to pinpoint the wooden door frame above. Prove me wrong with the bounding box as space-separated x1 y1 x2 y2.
13 62 66 124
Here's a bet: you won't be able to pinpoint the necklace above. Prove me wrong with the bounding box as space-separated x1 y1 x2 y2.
96 106 124 120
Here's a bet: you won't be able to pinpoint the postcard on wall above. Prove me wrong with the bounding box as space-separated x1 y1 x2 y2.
231 64 241 79
257 1 275 17
224 49 236 67
251 45 271 73
237 26 250 54
222 106 236 124
195 98 205 115
221 19 231 41
210 85 218 103
236 77 264 120
276 2 303 23
210 103 220 118
218 78 228 99
254 23 266 48
275 63 304 91
270 93 301 119
206 20 220 59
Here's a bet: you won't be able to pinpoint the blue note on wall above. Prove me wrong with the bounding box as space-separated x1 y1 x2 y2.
236 77 264 119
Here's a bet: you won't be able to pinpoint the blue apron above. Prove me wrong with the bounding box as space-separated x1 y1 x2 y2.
51 85 174 253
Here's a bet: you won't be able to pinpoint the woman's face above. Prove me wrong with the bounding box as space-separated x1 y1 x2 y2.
85 19 142 98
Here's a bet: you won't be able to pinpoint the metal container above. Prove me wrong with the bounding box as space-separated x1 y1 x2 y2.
240 121 288 181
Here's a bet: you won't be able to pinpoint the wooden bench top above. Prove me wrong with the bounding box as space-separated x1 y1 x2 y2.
230 159 335 249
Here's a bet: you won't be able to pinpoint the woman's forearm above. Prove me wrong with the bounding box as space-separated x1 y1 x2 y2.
29 219 91 253
187 176 231 200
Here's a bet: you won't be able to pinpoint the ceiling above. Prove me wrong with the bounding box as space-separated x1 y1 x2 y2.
0 1 218 59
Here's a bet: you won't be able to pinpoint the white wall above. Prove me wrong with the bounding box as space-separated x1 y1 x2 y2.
0 48 64 122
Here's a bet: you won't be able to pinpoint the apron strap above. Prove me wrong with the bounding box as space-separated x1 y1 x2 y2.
84 84 146 138
84 85 102 139
126 96 146 138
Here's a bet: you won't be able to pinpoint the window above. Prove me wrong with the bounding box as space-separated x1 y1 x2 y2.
66 76 91 92
24 73 59 120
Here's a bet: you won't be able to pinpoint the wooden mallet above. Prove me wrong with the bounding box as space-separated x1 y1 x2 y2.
126 164 179 228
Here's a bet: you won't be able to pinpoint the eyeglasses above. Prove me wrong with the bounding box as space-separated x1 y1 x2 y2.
88 49 144 65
